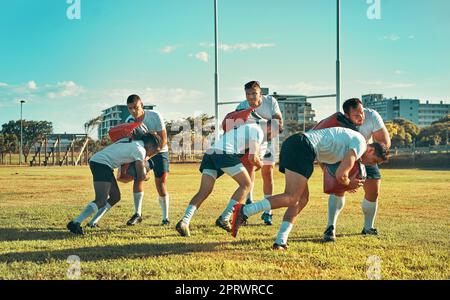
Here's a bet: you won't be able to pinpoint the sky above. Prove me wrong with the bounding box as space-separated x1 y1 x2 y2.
1 0 449 138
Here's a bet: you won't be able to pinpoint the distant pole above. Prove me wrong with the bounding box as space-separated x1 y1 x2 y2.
214 0 220 139
336 0 341 113
20 100 26 165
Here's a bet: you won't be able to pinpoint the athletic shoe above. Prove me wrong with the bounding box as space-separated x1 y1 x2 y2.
231 203 248 238
175 220 190 237
126 213 143 226
215 216 232 233
86 222 99 228
272 243 288 251
261 212 273 226
361 228 378 235
67 221 84 235
162 219 170 226
323 225 336 242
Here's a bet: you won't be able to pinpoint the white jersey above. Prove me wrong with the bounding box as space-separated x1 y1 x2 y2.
125 110 168 152
90 140 147 170
236 95 282 120
304 127 367 164
211 123 264 155
358 108 385 142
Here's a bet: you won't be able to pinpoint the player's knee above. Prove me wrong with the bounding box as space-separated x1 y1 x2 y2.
109 193 121 206
94 198 107 209
285 194 298 207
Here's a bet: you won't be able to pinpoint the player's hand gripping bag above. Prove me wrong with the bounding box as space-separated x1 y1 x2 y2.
323 161 367 194
117 161 153 183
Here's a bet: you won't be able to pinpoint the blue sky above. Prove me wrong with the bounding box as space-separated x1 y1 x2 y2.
1 0 449 137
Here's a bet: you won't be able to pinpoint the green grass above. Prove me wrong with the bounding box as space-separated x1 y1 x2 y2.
0 165 449 280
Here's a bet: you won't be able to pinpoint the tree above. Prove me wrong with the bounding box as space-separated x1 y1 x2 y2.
416 115 449 147
385 118 419 147
84 115 103 135
1 120 53 162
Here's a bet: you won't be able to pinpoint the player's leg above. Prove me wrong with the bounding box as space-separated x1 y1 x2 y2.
88 175 121 227
273 184 309 250
68 162 114 235
216 166 251 232
154 152 170 225
361 177 381 235
245 163 255 205
126 178 145 226
232 133 314 237
261 163 275 225
176 172 216 237
323 191 346 242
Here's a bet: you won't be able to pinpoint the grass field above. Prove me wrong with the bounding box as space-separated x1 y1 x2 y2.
0 164 449 280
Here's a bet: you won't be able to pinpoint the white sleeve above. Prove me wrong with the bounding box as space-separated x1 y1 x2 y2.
371 110 385 132
271 97 282 116
133 147 147 162
152 111 166 131
350 137 367 160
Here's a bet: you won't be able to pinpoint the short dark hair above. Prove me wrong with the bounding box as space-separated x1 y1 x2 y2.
141 132 162 150
370 142 389 162
343 98 363 114
127 94 142 104
244 81 261 90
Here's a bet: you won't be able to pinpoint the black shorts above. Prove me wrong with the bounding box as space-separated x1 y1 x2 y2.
365 164 381 179
199 152 243 179
149 152 170 178
89 161 115 182
279 134 316 179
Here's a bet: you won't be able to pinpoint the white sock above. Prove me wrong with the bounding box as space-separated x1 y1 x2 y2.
243 199 271 217
275 221 293 246
362 199 378 230
158 195 169 220
74 202 98 224
327 195 346 228
182 204 197 225
134 192 144 216
246 182 254 203
88 203 112 226
220 199 238 221
264 194 272 215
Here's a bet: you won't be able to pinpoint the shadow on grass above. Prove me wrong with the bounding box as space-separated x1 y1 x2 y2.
290 233 364 244
0 228 71 241
0 240 258 263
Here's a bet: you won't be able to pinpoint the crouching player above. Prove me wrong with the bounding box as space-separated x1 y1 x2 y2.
231 127 389 246
66 133 162 235
175 120 277 237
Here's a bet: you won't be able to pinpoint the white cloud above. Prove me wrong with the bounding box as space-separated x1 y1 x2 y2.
395 70 405 75
381 35 400 41
408 35 415 39
200 42 275 52
194 52 209 63
47 81 85 99
356 80 415 89
270 81 335 95
27 80 37 90
160 45 177 54
0 82 9 87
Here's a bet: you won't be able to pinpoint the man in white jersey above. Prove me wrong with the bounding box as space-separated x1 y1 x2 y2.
231 127 389 241
235 81 284 226
175 120 278 237
87 94 170 228
273 98 392 247
67 133 162 235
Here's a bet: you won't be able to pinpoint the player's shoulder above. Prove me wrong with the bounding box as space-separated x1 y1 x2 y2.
364 108 381 118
